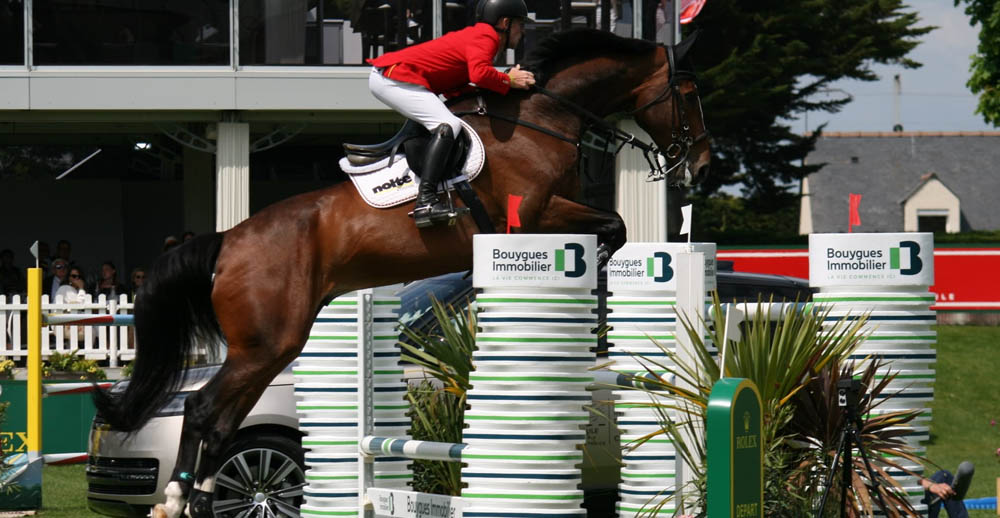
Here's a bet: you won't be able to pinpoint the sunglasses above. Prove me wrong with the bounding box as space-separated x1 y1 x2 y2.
54 264 66 270
70 273 82 279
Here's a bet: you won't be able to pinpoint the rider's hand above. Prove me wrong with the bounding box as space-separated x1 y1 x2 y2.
508 64 536 90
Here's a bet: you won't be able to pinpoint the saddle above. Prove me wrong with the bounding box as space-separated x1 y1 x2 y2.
343 119 470 180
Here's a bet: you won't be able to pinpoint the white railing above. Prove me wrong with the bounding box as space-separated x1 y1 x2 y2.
1 293 135 366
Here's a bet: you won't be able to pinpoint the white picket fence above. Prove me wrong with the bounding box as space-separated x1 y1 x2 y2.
0 293 135 366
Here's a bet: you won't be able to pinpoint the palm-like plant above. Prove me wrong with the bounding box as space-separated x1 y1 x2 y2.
399 297 477 496
792 359 924 518
616 295 925 517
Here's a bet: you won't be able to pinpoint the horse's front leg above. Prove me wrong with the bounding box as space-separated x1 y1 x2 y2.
533 195 627 267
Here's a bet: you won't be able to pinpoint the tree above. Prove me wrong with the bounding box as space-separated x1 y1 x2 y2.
682 1 933 206
955 0 1000 126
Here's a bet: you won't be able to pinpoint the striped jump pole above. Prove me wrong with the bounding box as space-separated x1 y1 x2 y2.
809 232 936 513
41 314 135 326
604 243 716 517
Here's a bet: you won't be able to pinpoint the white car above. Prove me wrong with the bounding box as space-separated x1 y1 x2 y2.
86 365 304 518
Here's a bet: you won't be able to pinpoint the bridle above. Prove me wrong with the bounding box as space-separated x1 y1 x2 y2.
456 43 709 186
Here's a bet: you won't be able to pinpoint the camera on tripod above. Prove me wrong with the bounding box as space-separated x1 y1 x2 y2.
836 378 862 410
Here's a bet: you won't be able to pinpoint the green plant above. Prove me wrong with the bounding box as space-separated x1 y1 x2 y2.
398 297 476 496
0 358 14 380
43 350 107 380
622 296 925 517
120 361 134 378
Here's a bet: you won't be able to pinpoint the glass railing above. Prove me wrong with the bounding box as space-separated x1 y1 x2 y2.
0 0 675 67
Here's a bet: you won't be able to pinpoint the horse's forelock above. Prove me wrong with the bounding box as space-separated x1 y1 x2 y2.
523 29 658 86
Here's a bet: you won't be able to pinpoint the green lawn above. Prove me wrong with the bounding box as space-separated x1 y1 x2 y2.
926 325 1000 518
39 464 104 517
23 325 1000 517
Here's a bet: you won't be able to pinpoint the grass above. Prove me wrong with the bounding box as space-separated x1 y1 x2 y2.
22 326 1000 517
925 325 1000 518
38 464 104 517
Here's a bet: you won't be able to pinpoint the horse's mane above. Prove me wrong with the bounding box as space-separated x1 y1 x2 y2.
523 29 658 86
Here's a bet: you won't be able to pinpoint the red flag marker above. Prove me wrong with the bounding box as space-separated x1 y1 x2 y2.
681 0 707 24
849 193 862 233
507 194 523 234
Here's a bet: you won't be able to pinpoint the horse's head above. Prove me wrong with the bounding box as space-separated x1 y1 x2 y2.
630 36 710 187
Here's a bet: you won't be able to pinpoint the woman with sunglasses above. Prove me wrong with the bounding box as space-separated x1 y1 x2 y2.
55 265 90 303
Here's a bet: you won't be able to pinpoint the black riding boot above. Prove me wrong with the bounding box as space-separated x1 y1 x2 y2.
412 124 456 228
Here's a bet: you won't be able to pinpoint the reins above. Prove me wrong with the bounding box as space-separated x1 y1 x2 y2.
455 44 708 184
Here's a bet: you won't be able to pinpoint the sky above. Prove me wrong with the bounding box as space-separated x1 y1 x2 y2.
803 0 995 133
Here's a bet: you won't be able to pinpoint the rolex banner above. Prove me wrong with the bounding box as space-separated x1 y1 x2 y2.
809 233 934 287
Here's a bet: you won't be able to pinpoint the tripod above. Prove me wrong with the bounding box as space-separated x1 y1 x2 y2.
815 379 891 518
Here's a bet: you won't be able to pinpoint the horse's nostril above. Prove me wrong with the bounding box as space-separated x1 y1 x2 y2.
697 164 710 181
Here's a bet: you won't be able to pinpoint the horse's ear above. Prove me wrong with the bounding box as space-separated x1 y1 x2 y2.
673 29 700 64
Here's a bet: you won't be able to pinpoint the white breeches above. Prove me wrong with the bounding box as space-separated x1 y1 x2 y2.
369 67 464 137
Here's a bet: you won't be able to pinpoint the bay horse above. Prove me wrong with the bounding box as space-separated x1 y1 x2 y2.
94 28 710 518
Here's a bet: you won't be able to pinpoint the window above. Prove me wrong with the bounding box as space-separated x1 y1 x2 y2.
918 215 947 233
32 0 230 65
0 0 24 64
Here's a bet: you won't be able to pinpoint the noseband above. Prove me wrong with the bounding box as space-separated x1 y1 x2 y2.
625 44 710 184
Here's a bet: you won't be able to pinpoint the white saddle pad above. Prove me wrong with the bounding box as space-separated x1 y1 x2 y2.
340 119 485 209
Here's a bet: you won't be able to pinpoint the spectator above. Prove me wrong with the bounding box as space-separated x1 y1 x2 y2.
922 463 973 518
55 265 90 303
163 235 179 252
43 258 70 300
55 239 73 263
37 241 52 271
182 231 196 242
94 261 127 299
0 248 24 298
129 267 146 299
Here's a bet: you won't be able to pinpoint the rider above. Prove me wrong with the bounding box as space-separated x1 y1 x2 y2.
367 0 536 228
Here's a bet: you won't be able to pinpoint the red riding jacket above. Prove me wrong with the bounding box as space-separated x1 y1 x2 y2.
368 23 511 97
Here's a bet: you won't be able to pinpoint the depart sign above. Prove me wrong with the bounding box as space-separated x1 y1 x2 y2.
809 233 934 287
707 378 762 518
473 234 597 288
606 242 717 291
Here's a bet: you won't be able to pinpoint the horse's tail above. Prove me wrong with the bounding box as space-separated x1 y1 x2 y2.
93 232 226 432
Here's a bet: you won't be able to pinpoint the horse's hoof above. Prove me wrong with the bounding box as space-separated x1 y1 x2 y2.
150 504 171 518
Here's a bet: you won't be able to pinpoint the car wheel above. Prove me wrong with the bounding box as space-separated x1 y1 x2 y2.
210 433 306 518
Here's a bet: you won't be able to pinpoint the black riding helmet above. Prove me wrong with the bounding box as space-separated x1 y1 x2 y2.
476 0 529 26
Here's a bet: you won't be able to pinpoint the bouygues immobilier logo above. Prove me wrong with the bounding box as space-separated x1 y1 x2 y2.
606 243 717 291
808 233 934 287
473 234 597 288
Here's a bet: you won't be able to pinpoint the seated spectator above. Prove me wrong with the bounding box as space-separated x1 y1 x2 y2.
55 239 73 264
43 258 70 300
129 267 146 299
0 248 24 298
94 261 127 299
37 241 52 271
163 235 179 252
55 265 90 303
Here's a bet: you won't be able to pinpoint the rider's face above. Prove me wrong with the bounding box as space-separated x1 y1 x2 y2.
504 18 526 49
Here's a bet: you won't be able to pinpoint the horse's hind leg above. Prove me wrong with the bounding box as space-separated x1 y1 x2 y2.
150 364 262 518
535 195 627 266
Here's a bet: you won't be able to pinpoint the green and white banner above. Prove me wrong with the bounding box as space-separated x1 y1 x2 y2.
606 242 717 291
473 234 597 288
809 233 934 287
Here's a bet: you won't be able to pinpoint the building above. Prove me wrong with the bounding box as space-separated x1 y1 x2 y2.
1 1 679 283
799 131 1000 235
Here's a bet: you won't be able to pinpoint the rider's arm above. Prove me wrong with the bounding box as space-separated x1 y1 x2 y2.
464 30 511 95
